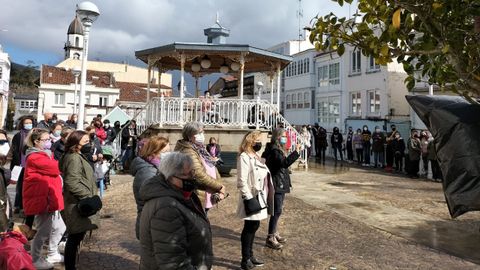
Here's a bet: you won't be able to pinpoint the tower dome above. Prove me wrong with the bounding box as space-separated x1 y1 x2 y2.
68 16 84 35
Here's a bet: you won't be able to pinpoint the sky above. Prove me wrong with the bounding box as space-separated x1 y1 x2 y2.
0 0 353 89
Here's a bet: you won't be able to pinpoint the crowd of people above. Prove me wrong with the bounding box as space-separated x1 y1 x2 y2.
0 112 130 269
0 112 444 269
298 123 442 181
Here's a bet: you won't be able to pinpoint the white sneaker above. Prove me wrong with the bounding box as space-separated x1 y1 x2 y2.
33 258 54 269
46 253 64 264
58 241 66 254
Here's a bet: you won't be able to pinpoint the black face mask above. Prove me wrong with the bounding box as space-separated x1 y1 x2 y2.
252 142 262 152
174 176 197 192
392 128 396 131
81 143 92 155
89 134 96 140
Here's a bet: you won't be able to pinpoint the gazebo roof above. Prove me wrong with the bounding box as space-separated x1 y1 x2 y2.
135 42 292 74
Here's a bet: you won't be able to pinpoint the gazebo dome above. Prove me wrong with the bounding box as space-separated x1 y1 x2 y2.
68 16 84 35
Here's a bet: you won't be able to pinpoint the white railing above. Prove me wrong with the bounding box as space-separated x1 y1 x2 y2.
117 97 309 166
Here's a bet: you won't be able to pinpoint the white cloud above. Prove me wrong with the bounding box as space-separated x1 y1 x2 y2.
0 0 351 64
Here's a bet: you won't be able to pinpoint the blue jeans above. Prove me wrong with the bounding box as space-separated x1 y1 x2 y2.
268 193 286 234
373 151 384 167
121 147 133 169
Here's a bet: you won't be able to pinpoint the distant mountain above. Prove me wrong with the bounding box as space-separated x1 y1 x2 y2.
10 62 40 87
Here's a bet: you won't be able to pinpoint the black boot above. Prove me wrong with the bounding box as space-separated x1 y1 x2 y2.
250 256 264 267
241 258 255 270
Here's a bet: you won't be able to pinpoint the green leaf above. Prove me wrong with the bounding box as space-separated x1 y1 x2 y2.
442 45 450 54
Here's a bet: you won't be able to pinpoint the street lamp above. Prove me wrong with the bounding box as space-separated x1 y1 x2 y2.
72 66 81 114
76 1 100 130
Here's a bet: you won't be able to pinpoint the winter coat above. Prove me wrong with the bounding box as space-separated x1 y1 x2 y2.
139 174 213 270
51 139 65 161
60 152 99 234
130 157 158 240
408 138 422 161
346 131 354 146
392 138 406 156
104 126 117 144
36 120 50 130
372 132 386 153
22 149 63 216
330 132 343 148
121 127 138 150
316 129 328 149
301 131 311 148
174 140 223 193
362 130 372 145
353 134 363 150
206 143 221 158
10 131 28 170
0 168 10 232
262 143 299 194
236 152 274 220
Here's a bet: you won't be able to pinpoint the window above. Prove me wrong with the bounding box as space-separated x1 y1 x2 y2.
20 101 37 109
99 96 108 107
329 63 340 85
0 67 2 79
297 93 303 109
304 92 310 108
73 53 80 60
286 94 291 109
351 92 362 116
305 58 309 73
292 93 297 109
54 93 65 105
299 60 303 74
317 96 340 124
368 56 380 71
317 66 329 87
368 90 381 114
351 50 361 74
75 37 80 47
293 62 297 76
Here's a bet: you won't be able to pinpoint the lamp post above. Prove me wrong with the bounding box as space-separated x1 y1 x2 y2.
72 66 81 114
76 1 100 130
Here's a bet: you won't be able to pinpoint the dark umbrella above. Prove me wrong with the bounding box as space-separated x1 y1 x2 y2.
406 95 480 218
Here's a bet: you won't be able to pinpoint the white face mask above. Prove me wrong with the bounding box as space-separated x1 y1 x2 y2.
0 143 10 156
194 133 205 145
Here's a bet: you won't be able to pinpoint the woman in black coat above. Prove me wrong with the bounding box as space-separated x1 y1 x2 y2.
261 128 300 250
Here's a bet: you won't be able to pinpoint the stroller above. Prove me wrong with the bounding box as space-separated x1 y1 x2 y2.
100 143 118 187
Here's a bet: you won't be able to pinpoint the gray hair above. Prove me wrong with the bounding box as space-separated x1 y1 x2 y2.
158 152 193 180
182 122 203 141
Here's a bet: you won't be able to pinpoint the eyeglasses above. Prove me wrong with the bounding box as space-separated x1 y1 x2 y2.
39 138 50 142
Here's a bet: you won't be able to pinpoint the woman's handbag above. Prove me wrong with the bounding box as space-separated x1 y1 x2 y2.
243 193 267 216
77 195 103 217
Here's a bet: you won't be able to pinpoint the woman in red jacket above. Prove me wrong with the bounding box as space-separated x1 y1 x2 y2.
23 128 65 269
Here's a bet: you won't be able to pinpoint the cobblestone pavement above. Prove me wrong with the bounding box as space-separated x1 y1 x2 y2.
69 161 480 270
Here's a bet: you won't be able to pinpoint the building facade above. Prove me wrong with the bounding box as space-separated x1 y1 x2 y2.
0 45 10 128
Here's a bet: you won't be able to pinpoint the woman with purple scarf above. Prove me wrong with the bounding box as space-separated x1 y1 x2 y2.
174 122 226 213
11 115 35 214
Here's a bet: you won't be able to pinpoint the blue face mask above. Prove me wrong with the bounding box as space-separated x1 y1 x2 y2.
24 124 33 130
280 137 287 145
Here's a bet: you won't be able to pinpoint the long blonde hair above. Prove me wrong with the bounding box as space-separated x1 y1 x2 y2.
239 131 261 155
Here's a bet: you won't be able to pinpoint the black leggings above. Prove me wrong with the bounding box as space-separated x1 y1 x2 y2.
356 149 363 164
241 220 260 260
25 215 34 228
65 232 86 270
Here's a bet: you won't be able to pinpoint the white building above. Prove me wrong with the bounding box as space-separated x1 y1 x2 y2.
281 45 410 133
0 45 10 127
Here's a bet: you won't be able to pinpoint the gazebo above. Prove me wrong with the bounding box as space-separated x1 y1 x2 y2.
134 18 292 111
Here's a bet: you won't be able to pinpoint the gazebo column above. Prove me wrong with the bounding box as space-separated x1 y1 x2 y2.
276 62 281 112
157 63 162 95
269 74 274 105
179 53 186 124
147 61 152 103
239 53 245 126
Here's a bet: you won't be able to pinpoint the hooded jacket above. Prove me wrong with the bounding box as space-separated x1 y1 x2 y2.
22 148 63 215
60 152 99 234
130 156 158 239
174 140 222 193
262 143 299 193
139 174 213 270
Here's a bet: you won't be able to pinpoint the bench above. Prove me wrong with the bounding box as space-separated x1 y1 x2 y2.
217 151 237 177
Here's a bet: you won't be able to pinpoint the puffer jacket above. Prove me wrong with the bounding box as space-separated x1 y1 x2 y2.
139 174 213 270
60 152 99 234
130 157 158 239
262 143 299 193
22 148 63 216
174 140 222 193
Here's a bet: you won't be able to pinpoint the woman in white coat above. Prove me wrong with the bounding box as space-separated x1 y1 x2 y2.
236 131 274 270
